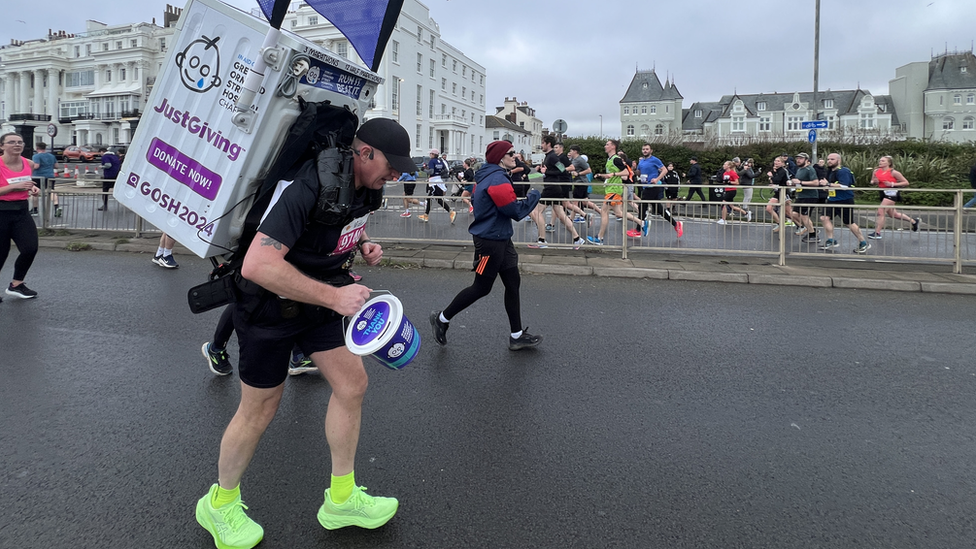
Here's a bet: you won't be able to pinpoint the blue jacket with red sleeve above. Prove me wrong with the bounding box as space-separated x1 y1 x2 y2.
468 163 540 241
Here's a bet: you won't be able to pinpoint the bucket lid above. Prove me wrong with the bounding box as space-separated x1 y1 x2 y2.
344 294 405 356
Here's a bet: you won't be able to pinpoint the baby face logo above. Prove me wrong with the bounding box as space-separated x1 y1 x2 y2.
176 35 222 93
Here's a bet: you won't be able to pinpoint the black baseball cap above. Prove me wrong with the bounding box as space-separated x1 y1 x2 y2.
356 118 415 173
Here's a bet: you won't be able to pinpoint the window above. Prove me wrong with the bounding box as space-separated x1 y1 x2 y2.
954 94 962 105
942 117 954 130
641 106 647 114
417 25 423 43
452 60 457 73
430 59 435 78
963 117 975 130
416 53 423 73
115 41 122 50
461 109 466 119
416 124 422 146
626 125 635 136
968 94 975 105
441 77 446 90
391 76 399 112
757 101 767 111
430 36 435 50
462 66 467 77
827 115 836 130
105 70 112 83
102 43 108 51
480 75 484 85
429 128 434 148
416 85 423 115
963 66 969 74
131 39 137 48
442 54 446 67
623 107 630 115
639 124 649 137
308 16 318 26
650 105 657 114
480 94 483 105
787 116 804 131
429 90 435 118
860 113 875 129
86 44 92 55
461 86 466 99
74 45 80 57
732 116 744 132
60 100 89 118
291 19 297 28
120 68 126 81
391 41 399 63
654 124 664 136
452 83 456 95
493 130 500 140
759 116 771 132
823 99 834 109
694 109 702 118
441 104 446 115
336 41 347 58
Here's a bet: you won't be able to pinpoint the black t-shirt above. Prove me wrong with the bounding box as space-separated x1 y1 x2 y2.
257 162 370 279
543 150 571 183
511 158 527 182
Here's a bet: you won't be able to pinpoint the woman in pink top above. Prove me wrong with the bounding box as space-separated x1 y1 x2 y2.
867 155 919 240
0 132 40 300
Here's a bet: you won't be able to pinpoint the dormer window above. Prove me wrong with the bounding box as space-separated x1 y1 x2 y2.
962 67 968 73
757 101 766 111
642 82 648 89
694 109 702 118
823 99 834 109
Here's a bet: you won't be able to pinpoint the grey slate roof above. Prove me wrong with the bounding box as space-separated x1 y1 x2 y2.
926 52 976 90
485 115 530 134
621 70 684 103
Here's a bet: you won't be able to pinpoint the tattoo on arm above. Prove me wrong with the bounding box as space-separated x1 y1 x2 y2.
260 236 283 250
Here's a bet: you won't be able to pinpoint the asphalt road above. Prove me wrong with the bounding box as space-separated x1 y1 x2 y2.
3 250 976 549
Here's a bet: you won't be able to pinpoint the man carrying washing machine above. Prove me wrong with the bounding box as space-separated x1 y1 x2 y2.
194 118 414 549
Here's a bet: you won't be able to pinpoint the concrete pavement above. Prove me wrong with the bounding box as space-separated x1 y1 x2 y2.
36 232 976 295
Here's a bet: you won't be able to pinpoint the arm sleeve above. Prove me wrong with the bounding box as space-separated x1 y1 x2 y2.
613 157 626 172
487 182 538 220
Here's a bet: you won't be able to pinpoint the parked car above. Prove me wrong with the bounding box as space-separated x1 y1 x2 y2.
62 146 101 162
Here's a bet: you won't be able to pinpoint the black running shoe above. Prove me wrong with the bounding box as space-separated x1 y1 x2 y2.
6 283 38 299
429 311 448 346
201 342 232 375
509 329 542 351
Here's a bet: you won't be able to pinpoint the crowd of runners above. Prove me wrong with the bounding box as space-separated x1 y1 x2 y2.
388 141 929 256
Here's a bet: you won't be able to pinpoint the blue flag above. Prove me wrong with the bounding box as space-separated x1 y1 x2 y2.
257 0 404 72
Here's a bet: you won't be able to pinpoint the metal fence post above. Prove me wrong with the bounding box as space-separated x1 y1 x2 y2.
39 176 49 230
621 187 629 260
954 190 963 274
778 186 787 266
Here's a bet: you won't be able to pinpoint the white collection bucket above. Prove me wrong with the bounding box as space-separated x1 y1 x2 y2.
344 292 420 370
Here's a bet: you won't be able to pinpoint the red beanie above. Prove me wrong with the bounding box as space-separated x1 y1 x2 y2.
485 140 511 165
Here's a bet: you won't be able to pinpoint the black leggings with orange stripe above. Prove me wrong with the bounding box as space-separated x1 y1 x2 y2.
443 237 522 333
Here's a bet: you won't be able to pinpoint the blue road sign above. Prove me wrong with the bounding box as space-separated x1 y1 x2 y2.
808 129 817 143
801 120 828 129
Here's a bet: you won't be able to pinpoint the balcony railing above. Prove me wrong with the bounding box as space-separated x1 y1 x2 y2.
8 113 52 122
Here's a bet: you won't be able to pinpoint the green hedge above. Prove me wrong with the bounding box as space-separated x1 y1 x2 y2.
559 136 976 206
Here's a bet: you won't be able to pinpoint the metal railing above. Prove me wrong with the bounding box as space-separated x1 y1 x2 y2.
30 178 976 273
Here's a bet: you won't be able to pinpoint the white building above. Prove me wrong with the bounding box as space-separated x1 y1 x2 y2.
0 7 179 149
619 70 683 140
484 115 532 156
273 0 487 159
889 50 976 143
493 97 543 153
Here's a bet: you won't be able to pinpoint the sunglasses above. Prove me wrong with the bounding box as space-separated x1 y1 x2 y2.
505 151 516 157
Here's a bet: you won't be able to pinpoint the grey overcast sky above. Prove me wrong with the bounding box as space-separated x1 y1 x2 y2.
3 0 974 137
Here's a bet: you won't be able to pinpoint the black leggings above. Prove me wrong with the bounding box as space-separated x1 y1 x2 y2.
443 266 522 333
684 186 706 201
425 185 452 215
213 305 235 349
0 208 39 282
639 189 676 227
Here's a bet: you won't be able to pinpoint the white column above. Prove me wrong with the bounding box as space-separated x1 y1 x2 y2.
2 73 11 120
47 70 59 120
19 71 31 114
33 69 44 115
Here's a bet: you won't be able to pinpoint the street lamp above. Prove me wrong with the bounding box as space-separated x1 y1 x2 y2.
599 114 603 137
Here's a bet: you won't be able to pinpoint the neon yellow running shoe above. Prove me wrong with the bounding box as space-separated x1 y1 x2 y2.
317 486 398 530
195 484 264 549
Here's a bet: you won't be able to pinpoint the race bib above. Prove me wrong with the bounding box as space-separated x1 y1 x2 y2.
884 189 898 198
828 190 836 198
331 213 370 255
6 176 31 185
